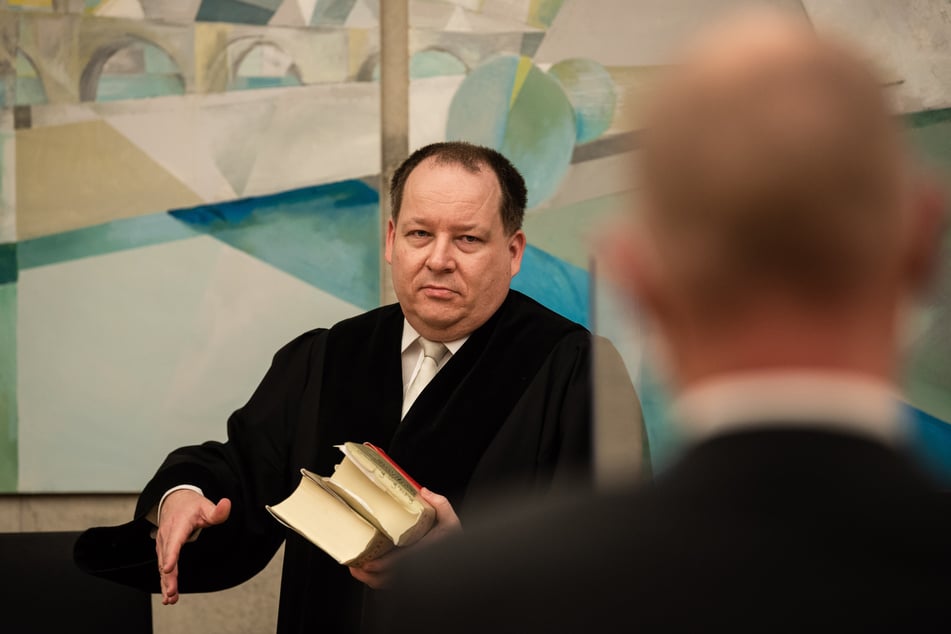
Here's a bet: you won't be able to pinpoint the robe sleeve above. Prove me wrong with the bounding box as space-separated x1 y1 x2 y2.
74 329 328 593
461 329 596 515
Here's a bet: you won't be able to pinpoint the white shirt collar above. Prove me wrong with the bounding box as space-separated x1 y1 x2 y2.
671 370 908 447
400 319 468 356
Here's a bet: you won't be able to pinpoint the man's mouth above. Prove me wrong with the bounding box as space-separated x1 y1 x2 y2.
420 285 457 299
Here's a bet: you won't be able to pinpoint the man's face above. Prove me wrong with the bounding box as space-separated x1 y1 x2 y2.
385 157 526 342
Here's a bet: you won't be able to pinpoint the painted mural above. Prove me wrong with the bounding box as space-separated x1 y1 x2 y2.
2 0 951 492
1 0 382 492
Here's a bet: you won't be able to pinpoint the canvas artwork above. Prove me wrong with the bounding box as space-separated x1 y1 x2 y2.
2 0 950 493
1 0 382 492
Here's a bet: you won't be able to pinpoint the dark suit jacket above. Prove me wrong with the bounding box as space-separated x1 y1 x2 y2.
382 428 951 633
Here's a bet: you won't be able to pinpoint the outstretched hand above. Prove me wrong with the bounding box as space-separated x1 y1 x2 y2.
156 489 231 605
349 487 461 589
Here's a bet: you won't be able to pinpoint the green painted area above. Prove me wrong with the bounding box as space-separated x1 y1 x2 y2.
905 108 951 171
0 243 14 284
523 192 631 269
311 0 357 25
0 282 16 492
548 58 617 144
197 0 277 25
144 44 182 75
410 50 467 79
96 74 185 102
901 108 951 425
530 0 566 28
15 77 46 106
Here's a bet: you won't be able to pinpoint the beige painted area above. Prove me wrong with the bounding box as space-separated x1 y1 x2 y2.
15 119 203 240
606 65 669 133
1 494 282 634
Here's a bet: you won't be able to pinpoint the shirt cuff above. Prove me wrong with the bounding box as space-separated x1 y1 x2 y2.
148 484 205 542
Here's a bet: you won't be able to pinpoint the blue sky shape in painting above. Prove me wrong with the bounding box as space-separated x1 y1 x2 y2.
512 244 589 329
169 179 380 310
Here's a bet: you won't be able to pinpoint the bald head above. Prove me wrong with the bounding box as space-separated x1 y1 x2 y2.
640 9 907 313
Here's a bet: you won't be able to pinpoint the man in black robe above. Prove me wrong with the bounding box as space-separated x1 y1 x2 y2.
75 142 607 633
379 10 951 633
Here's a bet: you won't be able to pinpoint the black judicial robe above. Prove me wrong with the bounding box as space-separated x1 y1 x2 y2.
75 290 593 633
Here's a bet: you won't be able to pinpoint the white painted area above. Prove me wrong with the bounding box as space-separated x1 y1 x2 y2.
242 84 381 197
27 83 381 204
105 107 240 202
270 0 307 26
346 0 379 28
537 150 639 212
139 0 202 23
17 236 363 492
803 0 951 112
408 75 465 151
535 0 804 66
0 116 15 243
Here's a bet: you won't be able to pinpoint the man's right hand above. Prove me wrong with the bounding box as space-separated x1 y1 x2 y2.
156 489 231 605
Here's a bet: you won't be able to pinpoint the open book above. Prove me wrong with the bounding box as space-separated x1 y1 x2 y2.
266 442 436 567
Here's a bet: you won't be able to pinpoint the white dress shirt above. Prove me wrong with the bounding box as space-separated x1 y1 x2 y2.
670 370 909 447
400 319 468 415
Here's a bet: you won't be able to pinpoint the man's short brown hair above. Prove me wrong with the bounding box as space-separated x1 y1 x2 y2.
390 142 527 235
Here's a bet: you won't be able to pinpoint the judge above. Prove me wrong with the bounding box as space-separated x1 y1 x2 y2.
380 10 951 633
75 142 605 633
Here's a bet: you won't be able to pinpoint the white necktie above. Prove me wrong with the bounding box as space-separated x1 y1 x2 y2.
402 338 448 418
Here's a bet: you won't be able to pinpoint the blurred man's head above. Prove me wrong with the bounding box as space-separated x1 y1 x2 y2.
386 142 527 342
609 9 945 387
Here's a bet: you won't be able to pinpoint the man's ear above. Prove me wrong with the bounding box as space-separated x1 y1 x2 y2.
905 178 947 296
508 230 527 278
598 219 666 321
384 218 396 264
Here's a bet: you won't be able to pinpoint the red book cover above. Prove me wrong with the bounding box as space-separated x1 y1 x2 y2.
363 442 423 491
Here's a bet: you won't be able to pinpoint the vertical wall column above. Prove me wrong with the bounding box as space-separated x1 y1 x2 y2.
379 0 409 306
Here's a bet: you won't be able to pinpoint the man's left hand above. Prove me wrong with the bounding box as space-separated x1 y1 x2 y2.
349 487 461 589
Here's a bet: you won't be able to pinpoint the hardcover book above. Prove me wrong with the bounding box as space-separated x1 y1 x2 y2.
266 442 436 567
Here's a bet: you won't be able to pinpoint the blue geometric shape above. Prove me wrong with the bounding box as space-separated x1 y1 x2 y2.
905 404 951 487
17 213 200 271
170 179 381 310
511 244 589 328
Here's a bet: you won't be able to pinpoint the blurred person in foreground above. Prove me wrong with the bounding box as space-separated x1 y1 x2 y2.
380 9 951 633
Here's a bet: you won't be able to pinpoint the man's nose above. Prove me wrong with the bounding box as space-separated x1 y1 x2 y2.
426 236 456 272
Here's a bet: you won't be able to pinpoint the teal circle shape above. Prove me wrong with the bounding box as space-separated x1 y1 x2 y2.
446 55 576 208
548 58 617 144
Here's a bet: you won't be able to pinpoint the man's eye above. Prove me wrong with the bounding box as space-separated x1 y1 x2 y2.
410 230 430 238
460 235 479 244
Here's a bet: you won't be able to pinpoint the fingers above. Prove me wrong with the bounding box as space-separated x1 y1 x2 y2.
160 561 180 605
420 487 462 534
203 497 232 528
155 493 232 605
349 561 393 590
